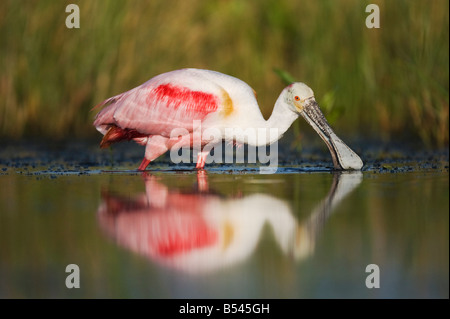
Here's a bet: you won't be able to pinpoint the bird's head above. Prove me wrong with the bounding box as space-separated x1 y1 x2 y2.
284 82 315 113
283 82 363 170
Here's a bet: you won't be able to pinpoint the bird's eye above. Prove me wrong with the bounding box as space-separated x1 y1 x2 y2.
294 96 300 101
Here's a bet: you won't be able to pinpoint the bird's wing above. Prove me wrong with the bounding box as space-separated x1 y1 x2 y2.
94 76 222 138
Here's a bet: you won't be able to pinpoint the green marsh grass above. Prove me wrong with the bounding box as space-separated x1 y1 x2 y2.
0 0 448 147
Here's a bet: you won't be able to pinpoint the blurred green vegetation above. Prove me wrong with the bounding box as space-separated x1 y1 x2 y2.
0 0 448 147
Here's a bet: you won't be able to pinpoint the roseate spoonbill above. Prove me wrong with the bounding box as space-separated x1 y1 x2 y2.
97 172 362 273
93 68 363 170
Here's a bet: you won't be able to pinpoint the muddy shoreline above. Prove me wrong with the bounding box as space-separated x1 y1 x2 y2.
0 139 448 175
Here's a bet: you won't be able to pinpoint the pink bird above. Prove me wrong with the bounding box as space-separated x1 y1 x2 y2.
93 68 363 170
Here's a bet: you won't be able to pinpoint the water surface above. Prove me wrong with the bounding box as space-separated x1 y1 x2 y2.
0 143 448 298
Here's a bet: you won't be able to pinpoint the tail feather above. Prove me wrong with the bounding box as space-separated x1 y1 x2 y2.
91 91 127 111
100 125 148 148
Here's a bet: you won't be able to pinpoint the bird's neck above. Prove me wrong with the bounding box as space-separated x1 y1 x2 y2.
244 96 298 146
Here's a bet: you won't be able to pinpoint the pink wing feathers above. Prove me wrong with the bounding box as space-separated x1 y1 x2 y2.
93 71 222 148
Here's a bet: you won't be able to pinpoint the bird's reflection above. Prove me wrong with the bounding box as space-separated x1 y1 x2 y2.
97 171 362 274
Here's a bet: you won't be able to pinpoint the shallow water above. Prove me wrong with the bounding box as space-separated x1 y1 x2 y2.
0 143 448 298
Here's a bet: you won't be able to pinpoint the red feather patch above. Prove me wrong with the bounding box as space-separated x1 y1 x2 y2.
148 84 219 115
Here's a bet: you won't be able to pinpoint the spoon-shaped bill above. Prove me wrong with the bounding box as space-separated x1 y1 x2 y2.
300 98 363 170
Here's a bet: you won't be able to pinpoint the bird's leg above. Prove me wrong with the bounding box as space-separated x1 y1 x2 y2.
138 158 151 171
195 151 209 169
143 175 168 208
196 170 209 192
138 136 170 171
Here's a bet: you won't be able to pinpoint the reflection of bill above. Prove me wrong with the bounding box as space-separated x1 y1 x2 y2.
97 172 362 274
